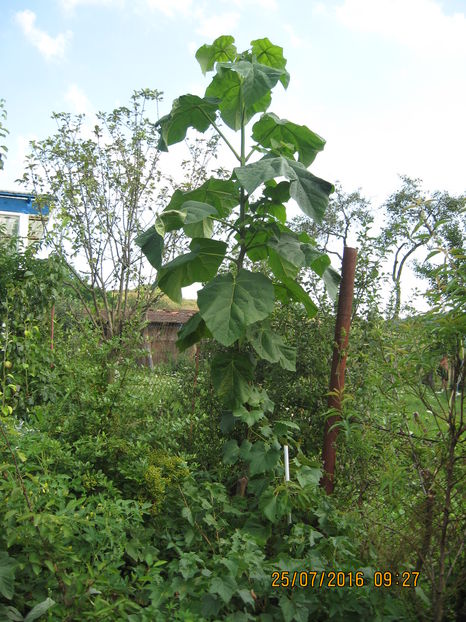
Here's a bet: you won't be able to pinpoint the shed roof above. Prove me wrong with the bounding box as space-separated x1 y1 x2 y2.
145 309 197 324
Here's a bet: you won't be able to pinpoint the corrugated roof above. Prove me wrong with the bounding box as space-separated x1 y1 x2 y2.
145 309 197 324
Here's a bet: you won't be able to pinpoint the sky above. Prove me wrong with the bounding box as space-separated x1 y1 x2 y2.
1 0 465 304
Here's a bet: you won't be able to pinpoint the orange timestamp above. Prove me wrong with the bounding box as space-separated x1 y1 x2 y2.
271 570 420 589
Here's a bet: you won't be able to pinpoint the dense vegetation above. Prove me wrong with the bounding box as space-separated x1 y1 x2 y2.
1 36 464 622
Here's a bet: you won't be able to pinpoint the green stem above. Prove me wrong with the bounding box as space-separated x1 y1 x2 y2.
245 145 260 163
237 99 247 272
213 218 241 234
245 125 276 162
200 110 241 162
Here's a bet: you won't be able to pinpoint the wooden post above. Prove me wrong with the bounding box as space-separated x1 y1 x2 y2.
143 326 154 370
190 344 200 443
321 246 357 495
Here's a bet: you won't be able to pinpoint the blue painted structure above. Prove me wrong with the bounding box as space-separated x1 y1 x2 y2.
0 190 49 243
0 190 49 216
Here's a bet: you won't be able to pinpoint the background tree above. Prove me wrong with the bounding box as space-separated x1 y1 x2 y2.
22 89 218 342
379 176 465 318
414 196 465 318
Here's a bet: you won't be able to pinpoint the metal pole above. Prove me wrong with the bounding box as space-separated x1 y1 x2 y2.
284 445 291 524
321 246 357 495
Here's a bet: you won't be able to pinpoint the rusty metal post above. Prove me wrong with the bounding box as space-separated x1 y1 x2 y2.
321 246 357 495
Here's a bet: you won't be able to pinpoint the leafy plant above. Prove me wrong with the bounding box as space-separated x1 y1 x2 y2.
138 36 337 451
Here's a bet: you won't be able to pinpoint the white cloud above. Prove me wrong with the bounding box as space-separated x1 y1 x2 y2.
336 0 466 58
196 12 240 38
312 2 329 16
144 0 193 18
64 84 94 116
60 0 123 12
1 134 37 192
15 10 72 61
284 24 304 49
225 0 278 10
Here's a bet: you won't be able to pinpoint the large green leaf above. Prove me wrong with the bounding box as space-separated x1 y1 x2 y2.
196 35 237 74
251 38 289 87
205 61 285 131
248 441 281 476
253 113 325 166
235 155 289 191
247 386 275 413
211 351 255 407
142 202 216 252
270 204 287 223
0 552 15 600
176 312 212 352
166 178 238 218
158 95 219 150
301 243 340 300
223 439 239 464
241 516 271 546
268 248 299 279
155 209 185 235
322 265 341 301
181 201 218 223
135 226 164 270
198 269 275 346
181 200 218 238
24 598 55 622
235 156 333 223
158 238 227 303
205 68 243 130
296 465 321 488
290 161 334 223
264 180 291 203
209 575 238 604
184 218 213 239
243 227 271 261
268 232 305 269
300 244 330 276
241 62 285 109
274 276 318 318
233 404 265 426
247 323 296 371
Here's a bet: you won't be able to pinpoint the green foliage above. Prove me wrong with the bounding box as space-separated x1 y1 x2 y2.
3 34 464 622
144 450 190 514
138 36 335 453
0 238 66 415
